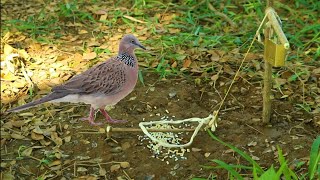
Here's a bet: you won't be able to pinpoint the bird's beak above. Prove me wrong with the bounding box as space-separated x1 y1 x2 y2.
134 42 146 50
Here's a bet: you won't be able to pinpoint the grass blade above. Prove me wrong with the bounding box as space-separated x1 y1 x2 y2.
138 70 145 86
204 163 253 170
259 166 277 180
309 136 320 180
277 145 291 179
212 159 244 180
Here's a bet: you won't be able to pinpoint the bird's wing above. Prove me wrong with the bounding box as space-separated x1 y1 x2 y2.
52 59 126 96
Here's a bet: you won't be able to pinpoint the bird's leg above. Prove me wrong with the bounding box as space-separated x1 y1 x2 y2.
80 107 102 126
99 108 127 124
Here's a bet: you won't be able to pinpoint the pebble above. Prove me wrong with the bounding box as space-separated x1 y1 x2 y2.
117 176 126 180
169 91 177 98
77 167 88 172
91 142 98 148
173 164 180 170
251 106 261 110
144 175 155 180
136 108 144 113
169 171 176 176
149 87 155 92
251 155 260 161
252 118 261 122
110 146 122 153
204 152 211 157
121 142 131 150
191 148 202 152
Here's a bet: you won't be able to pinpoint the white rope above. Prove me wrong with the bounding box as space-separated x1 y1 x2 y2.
139 113 217 148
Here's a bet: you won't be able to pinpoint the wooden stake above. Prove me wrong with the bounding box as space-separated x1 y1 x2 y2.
262 0 274 124
263 40 272 124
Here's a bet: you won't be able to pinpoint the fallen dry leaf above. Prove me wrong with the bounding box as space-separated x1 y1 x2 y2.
31 131 44 141
120 162 130 168
51 132 63 146
110 164 121 172
33 126 44 134
11 133 25 139
82 52 97 60
99 14 107 21
123 15 146 24
183 59 192 68
4 44 14 55
21 147 33 156
211 74 219 81
79 29 88 34
223 63 235 75
312 67 320 75
64 136 71 143
99 167 107 176
171 61 177 68
48 160 61 167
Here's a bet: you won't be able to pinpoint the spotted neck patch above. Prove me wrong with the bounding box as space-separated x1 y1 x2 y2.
117 52 135 67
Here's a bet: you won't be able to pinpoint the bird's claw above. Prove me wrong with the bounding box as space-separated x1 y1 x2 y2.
80 117 102 126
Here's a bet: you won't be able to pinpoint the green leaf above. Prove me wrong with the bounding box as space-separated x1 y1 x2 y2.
259 166 277 180
253 164 259 180
212 159 244 180
276 157 289 179
309 136 320 180
277 146 291 180
207 163 253 170
138 70 145 86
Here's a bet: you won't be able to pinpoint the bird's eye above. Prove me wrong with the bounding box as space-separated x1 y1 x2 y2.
131 40 135 43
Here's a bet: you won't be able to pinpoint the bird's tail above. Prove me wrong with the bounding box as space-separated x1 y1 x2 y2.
6 93 67 113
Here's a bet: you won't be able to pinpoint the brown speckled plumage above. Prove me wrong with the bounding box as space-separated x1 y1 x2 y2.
7 34 146 125
52 59 127 96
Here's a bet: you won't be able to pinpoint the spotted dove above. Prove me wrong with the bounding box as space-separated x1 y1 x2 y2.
7 34 146 125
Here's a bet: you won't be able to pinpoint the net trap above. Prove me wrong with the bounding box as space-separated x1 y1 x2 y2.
79 112 218 162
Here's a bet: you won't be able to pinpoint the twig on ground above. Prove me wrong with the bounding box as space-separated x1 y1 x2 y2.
207 2 236 27
245 124 264 135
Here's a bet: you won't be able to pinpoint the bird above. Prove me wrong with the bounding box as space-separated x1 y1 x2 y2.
7 34 146 125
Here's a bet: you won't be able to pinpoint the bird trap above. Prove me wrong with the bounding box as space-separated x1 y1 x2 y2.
137 114 217 161
263 7 289 67
79 112 217 162
138 114 217 148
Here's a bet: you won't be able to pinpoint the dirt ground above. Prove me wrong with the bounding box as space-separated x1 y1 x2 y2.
1 72 318 179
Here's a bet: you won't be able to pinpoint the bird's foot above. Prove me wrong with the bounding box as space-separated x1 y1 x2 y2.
79 107 102 126
99 108 127 124
80 117 102 126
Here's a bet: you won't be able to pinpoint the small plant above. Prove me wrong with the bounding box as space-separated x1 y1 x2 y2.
17 145 27 160
58 0 95 23
93 47 111 55
3 13 59 39
155 57 171 78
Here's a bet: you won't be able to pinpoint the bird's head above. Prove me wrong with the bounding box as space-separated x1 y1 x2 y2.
119 34 146 53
